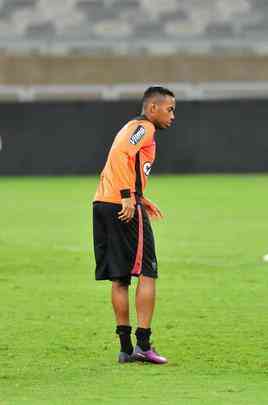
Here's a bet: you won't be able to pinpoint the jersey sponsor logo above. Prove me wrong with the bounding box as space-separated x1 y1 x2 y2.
129 125 145 145
143 162 152 176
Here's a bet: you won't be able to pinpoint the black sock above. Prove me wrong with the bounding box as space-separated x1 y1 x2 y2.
116 325 133 355
135 327 151 351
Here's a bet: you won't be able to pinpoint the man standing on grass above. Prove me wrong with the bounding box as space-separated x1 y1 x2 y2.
93 86 176 364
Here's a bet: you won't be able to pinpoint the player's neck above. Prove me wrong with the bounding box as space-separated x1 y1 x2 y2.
140 112 156 128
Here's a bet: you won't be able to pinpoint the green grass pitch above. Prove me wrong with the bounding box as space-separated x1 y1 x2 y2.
1 175 268 404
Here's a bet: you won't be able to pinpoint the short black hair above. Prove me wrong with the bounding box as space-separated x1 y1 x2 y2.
142 86 175 104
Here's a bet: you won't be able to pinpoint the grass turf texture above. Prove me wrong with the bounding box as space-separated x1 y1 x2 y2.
1 175 268 404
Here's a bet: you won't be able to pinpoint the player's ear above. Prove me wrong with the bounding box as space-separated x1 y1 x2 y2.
150 102 158 113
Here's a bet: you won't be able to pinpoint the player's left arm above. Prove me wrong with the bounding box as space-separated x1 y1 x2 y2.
140 196 164 220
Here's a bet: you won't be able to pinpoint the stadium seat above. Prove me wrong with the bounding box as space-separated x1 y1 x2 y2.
0 0 267 54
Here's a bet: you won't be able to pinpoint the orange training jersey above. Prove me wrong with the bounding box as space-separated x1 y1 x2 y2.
94 116 156 204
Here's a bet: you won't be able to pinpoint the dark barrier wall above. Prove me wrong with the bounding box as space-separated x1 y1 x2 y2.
0 100 268 175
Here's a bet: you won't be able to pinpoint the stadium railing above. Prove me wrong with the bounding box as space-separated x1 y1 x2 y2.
1 82 268 102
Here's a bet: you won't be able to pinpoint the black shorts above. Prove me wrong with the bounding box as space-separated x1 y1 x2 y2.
93 201 158 285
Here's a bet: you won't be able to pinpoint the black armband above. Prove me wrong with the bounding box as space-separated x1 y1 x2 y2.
120 189 131 199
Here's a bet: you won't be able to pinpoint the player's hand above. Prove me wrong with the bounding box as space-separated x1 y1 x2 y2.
118 198 135 223
141 196 163 220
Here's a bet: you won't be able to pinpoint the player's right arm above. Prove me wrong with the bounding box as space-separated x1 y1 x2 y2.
110 121 155 222
118 197 135 223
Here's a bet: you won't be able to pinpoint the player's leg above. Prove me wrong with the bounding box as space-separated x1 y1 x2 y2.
111 280 130 326
134 274 156 350
134 276 166 363
93 202 134 362
135 274 155 330
133 206 167 364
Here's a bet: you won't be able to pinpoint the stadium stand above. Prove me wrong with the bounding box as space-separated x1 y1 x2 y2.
1 1 268 99
0 0 268 55
1 1 268 174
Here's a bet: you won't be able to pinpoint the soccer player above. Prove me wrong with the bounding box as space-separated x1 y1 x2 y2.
93 86 176 364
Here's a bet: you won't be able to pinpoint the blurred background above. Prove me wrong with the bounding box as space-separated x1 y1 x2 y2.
1 0 268 175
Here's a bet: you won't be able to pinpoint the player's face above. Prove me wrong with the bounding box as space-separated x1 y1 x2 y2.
152 96 176 129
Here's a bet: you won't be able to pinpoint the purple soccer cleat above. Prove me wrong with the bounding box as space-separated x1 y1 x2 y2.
133 345 168 364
